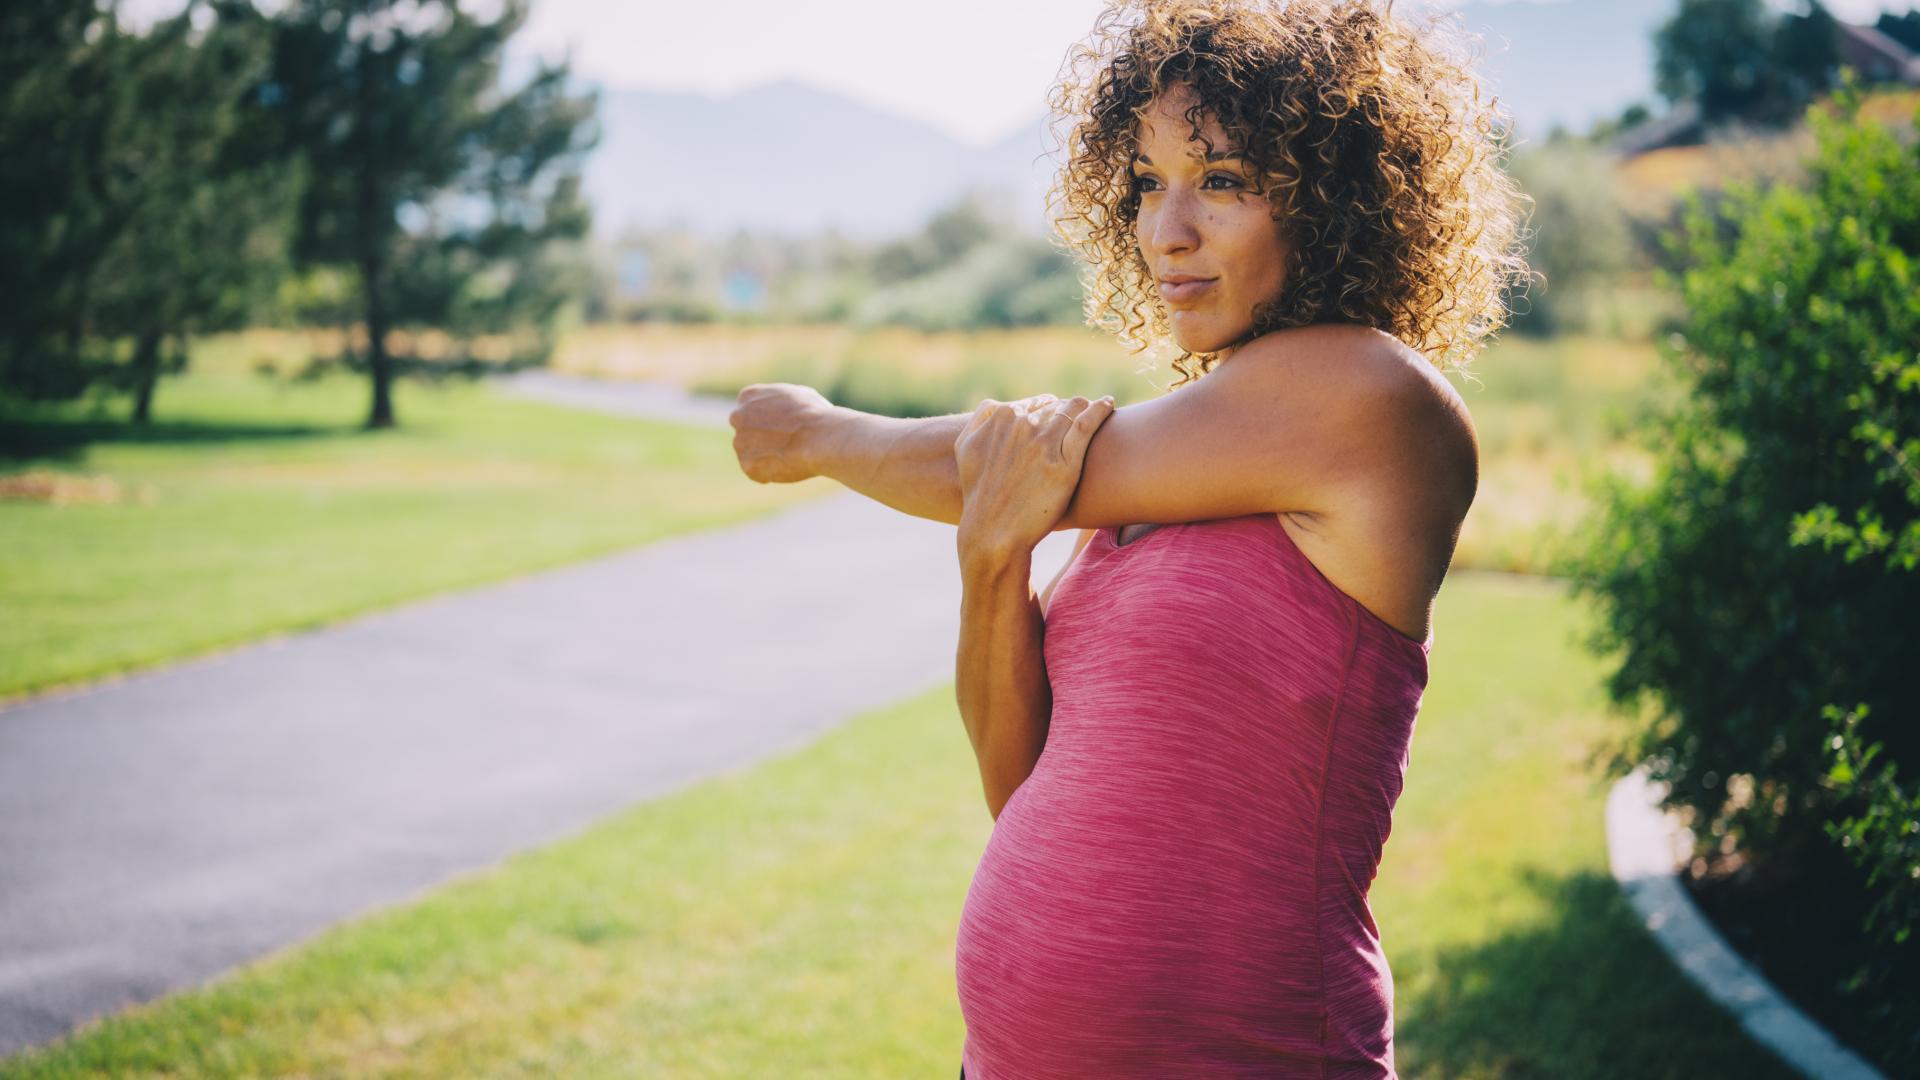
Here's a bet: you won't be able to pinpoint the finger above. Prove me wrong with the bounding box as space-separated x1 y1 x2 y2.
1031 396 1094 441
1041 398 1100 450
1068 396 1117 443
1043 395 1108 424
1050 395 1094 419
960 398 1000 438
1023 395 1075 422
1012 393 1058 421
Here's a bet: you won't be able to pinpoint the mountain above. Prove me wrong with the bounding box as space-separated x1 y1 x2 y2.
581 0 1682 241
583 78 1054 241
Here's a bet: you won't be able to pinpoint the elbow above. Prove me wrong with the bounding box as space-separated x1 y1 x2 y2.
985 786 1012 823
983 777 1010 823
982 760 1036 823
964 693 1051 825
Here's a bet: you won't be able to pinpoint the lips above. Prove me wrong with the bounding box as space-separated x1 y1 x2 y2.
1158 276 1217 302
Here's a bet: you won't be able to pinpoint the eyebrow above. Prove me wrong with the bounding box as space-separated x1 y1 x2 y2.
1132 150 1242 167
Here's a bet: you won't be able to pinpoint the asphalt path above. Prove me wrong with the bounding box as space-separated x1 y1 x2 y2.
0 372 1075 1059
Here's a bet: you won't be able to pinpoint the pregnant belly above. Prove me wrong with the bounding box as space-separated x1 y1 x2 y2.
954 768 1336 1075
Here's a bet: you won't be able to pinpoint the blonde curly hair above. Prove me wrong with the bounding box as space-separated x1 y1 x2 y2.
1045 0 1534 388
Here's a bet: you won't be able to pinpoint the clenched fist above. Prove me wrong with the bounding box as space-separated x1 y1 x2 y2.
729 382 836 484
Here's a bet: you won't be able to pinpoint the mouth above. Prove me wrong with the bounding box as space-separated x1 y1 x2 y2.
1158 277 1217 303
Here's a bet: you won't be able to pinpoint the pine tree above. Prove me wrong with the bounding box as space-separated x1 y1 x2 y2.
262 0 597 429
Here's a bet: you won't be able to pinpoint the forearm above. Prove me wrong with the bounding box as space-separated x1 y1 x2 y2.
807 405 968 524
955 548 1052 821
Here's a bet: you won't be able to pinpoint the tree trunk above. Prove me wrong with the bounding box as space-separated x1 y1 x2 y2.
130 328 162 424
359 250 395 430
354 70 396 432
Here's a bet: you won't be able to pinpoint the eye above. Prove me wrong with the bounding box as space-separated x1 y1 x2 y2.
1128 172 1243 194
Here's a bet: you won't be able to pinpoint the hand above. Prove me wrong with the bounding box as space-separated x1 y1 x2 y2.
955 393 1116 562
730 383 837 484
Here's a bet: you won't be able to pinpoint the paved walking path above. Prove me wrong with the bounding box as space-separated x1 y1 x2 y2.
0 372 1074 1059
491 368 742 427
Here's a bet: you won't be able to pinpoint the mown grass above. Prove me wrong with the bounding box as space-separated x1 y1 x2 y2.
0 366 832 704
0 573 1796 1078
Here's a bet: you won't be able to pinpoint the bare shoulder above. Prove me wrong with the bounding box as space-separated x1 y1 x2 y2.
1057 323 1471 534
1222 326 1477 641
1226 324 1477 509
1230 324 1462 418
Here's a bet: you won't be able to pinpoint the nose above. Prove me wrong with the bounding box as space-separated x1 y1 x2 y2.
1144 186 1201 257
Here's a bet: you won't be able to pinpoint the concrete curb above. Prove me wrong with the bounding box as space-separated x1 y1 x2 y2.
1605 765 1888 1080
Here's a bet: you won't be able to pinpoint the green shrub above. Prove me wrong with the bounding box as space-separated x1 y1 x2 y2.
1555 79 1918 1070
1822 700 1920 1063
850 236 1083 334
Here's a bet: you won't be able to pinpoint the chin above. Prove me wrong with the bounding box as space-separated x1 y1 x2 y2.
1170 322 1249 355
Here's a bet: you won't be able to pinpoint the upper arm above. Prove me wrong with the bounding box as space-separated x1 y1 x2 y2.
1056 324 1470 531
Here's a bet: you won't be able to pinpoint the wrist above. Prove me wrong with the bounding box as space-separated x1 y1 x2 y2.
799 404 858 480
958 533 1033 579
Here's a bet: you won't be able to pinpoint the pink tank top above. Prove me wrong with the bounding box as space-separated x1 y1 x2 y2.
955 511 1432 1079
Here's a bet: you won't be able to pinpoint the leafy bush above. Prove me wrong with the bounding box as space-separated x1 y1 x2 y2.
851 235 1084 333
1822 701 1920 1061
1555 80 1918 1068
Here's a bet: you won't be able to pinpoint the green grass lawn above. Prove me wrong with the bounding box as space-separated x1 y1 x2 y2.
0 572 1797 1079
0 368 831 703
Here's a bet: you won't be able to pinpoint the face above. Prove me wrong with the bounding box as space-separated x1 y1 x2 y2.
1129 83 1293 355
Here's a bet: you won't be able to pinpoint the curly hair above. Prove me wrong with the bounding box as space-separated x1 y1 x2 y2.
1044 0 1534 388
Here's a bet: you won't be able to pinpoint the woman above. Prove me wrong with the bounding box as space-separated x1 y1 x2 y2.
729 0 1528 1074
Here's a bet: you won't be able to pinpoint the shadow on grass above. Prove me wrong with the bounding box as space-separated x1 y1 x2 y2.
1395 866 1800 1080
0 414 347 464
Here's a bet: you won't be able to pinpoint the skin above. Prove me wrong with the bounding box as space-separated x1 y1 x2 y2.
954 393 1117 559
1128 82 1297 359
728 82 1479 819
952 393 1114 819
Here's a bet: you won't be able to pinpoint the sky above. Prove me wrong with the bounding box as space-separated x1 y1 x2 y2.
515 0 1917 147
116 0 1918 147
